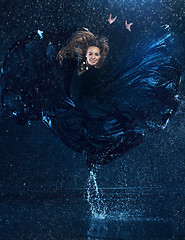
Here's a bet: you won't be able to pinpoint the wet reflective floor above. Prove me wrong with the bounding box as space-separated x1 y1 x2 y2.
0 188 185 240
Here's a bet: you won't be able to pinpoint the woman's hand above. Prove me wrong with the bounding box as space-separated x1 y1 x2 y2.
108 14 133 31
108 14 117 24
125 20 133 31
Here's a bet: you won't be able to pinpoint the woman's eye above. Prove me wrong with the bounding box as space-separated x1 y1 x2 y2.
95 53 99 56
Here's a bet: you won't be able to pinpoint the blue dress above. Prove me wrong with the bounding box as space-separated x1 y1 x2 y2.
0 23 182 167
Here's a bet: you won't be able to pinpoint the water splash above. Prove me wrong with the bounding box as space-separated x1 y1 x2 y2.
87 167 107 219
86 166 141 220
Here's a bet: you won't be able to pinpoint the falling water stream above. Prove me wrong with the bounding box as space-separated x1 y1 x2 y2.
87 167 107 219
86 165 143 221
85 166 181 239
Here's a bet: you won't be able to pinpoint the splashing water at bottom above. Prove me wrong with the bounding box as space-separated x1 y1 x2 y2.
87 167 107 219
86 166 143 221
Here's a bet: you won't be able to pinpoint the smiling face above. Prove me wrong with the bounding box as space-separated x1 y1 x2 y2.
86 46 101 66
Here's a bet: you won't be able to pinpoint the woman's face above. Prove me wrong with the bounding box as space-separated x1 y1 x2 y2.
86 46 101 66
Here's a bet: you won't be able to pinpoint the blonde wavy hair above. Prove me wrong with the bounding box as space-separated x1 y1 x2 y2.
57 30 109 69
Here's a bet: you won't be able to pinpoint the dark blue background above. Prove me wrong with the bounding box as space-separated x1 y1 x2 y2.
0 0 185 193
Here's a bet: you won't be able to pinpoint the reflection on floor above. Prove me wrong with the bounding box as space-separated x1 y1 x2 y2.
0 186 185 239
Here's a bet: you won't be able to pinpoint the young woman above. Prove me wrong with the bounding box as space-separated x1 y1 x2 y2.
0 14 181 167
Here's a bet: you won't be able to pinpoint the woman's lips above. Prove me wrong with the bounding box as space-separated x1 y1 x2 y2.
90 60 97 63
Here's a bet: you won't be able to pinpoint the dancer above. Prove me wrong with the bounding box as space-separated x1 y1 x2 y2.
0 14 181 167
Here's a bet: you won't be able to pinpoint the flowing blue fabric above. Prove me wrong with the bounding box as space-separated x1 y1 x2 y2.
0 26 182 166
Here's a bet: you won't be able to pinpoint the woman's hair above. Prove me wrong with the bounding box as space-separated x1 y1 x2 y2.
57 30 109 68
